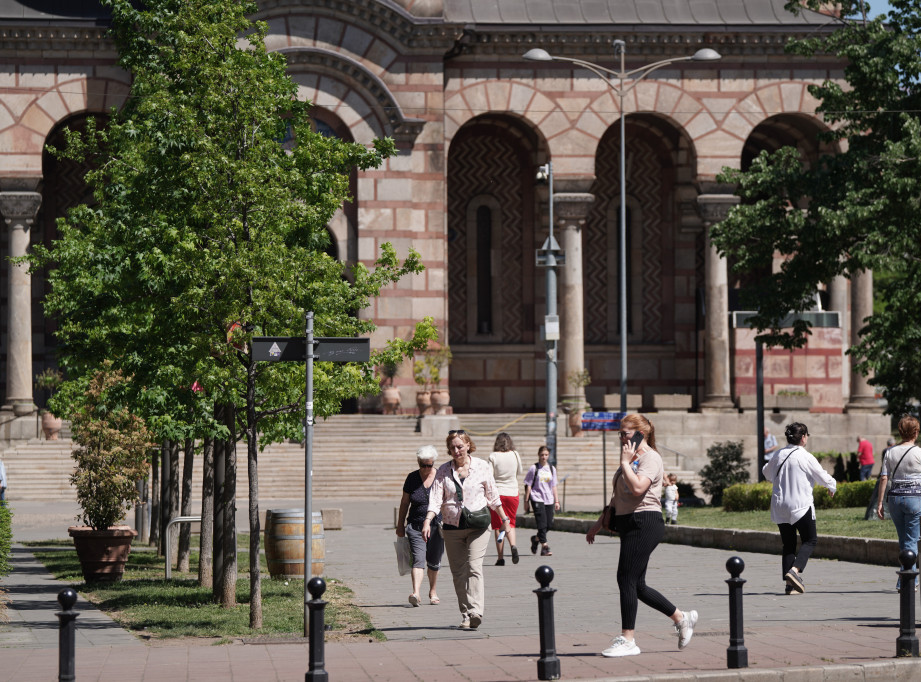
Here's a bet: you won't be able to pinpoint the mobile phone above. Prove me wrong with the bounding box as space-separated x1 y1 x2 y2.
629 432 644 449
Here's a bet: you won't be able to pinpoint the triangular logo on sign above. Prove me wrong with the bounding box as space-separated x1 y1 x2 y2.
269 342 282 358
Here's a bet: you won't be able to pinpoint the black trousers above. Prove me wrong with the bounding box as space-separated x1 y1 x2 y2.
532 501 554 544
615 511 676 630
778 510 818 577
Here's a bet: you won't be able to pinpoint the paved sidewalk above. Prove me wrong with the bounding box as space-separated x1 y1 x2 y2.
2 499 921 681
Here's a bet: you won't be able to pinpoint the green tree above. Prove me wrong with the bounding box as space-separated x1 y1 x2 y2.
712 1 921 417
699 441 750 507
34 0 433 627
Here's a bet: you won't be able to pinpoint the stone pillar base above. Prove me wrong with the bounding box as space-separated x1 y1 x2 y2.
844 397 880 413
699 396 736 413
1 401 37 417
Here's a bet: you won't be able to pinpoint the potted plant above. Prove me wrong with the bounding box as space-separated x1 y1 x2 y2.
35 368 65 439
378 359 402 414
562 368 591 437
67 365 153 582
414 342 452 415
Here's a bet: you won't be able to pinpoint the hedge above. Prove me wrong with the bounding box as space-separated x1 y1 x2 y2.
723 478 877 512
0 503 12 578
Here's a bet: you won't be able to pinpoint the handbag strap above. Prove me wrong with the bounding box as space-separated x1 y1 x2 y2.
452 474 465 508
775 446 801 474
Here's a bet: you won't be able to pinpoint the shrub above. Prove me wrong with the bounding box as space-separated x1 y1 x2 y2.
0 503 11 578
723 481 773 511
699 441 750 506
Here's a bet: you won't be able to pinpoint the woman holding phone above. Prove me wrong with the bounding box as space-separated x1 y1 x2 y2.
586 413 698 658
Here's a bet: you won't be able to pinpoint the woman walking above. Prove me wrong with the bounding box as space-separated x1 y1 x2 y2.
763 422 836 595
395 445 443 606
524 446 559 556
876 415 921 587
487 432 523 565
422 430 511 630
586 414 697 657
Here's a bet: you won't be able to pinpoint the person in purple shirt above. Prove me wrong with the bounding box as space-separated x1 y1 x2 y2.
524 445 559 556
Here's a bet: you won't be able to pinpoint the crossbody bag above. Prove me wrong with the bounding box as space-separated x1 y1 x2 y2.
885 446 918 501
452 476 491 529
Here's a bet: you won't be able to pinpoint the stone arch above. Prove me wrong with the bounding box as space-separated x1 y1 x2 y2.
282 47 423 148
584 113 695 349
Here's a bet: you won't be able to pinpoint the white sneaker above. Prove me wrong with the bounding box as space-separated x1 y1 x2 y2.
676 609 698 650
602 635 641 657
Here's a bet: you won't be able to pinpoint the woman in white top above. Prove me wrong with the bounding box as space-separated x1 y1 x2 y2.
487 432 523 566
762 422 836 595
876 415 921 559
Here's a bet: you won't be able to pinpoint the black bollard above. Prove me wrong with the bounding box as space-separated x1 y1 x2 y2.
305 577 329 682
725 556 748 669
534 565 561 681
56 588 79 682
896 549 919 657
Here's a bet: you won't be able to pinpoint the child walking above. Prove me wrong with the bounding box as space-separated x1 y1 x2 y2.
663 474 679 525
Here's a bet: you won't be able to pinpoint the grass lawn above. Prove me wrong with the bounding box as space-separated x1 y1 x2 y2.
563 506 900 540
28 541 382 642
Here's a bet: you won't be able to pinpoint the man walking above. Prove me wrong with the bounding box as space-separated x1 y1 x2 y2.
857 436 875 481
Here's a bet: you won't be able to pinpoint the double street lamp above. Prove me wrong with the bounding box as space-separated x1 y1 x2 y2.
524 42 721 412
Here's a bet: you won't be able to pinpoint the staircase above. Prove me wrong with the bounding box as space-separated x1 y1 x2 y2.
0 413 700 505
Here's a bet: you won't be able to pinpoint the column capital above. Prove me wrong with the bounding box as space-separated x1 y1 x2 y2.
0 191 43 227
553 192 595 227
696 193 739 225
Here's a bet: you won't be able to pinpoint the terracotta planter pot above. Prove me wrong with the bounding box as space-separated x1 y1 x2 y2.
41 411 63 440
68 525 137 583
381 387 402 414
430 389 450 415
568 411 584 437
415 390 432 416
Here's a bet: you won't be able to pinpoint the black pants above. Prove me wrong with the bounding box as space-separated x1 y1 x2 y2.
778 510 818 577
532 501 554 544
615 511 676 630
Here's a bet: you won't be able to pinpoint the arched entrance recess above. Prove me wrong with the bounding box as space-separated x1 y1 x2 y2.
446 114 545 411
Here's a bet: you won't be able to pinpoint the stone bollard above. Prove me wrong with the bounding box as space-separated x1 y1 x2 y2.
56 588 79 682
897 549 919 657
534 565 561 681
725 556 748 669
305 577 329 681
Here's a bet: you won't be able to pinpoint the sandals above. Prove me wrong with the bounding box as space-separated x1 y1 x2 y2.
408 594 421 607
429 596 440 605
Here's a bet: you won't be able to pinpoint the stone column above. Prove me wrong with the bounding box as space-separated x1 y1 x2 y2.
554 193 594 406
697 194 739 412
828 274 850 404
846 268 878 412
0 189 42 416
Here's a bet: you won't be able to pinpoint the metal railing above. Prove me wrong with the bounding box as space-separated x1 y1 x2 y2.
164 515 201 579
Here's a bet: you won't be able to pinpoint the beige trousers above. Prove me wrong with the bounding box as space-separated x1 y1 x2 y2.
442 526 491 619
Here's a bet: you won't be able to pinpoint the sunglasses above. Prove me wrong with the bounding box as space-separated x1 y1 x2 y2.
448 429 467 436
418 462 434 468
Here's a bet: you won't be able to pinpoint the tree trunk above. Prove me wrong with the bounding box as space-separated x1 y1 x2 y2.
178 438 194 572
212 428 225 603
169 440 180 562
159 440 170 556
149 449 160 548
199 436 214 588
220 406 237 609
246 362 262 628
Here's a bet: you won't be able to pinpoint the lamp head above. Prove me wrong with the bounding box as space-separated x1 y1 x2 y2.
691 48 721 62
523 48 554 62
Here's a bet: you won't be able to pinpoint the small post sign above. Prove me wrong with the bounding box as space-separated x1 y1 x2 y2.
580 412 626 509
253 320 369 641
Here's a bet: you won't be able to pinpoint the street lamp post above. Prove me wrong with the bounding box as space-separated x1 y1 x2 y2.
525 41 721 412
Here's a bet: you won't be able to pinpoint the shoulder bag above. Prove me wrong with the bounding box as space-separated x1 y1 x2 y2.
885 445 918 502
453 476 490 529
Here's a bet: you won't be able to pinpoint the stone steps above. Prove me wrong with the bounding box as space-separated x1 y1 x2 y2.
1 414 700 504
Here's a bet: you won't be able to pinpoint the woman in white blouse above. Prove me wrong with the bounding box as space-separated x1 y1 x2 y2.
762 422 836 595
422 430 510 631
487 432 522 566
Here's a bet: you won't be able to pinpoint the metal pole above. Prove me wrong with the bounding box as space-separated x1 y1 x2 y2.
304 311 315 638
616 39 628 414
56 588 78 682
756 341 765 482
534 566 561 680
897 549 919 657
305 577 329 681
725 556 748 668
545 161 559 467
602 430 607 509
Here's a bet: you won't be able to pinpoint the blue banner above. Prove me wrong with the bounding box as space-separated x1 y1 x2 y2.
580 411 626 431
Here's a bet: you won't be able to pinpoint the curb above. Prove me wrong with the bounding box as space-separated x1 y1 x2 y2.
602 658 921 681
515 515 902 566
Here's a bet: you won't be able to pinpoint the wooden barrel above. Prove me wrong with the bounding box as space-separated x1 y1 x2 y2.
264 509 325 579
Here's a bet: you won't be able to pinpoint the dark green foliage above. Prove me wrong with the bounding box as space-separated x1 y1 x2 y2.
699 441 750 506
712 1 921 418
0 503 12 577
723 478 877 511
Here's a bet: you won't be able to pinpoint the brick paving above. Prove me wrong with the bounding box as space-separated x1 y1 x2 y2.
2 499 920 681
